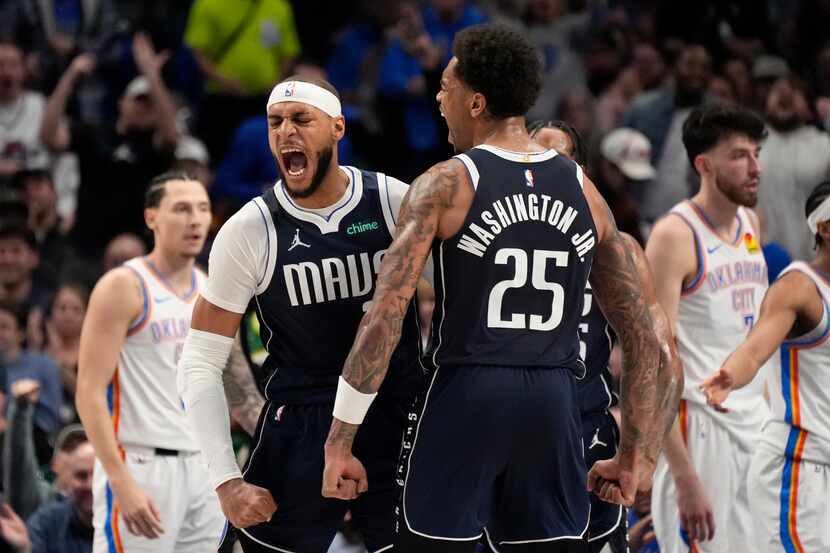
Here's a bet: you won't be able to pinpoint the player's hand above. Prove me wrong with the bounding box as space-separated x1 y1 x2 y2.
700 368 733 412
322 446 368 500
216 478 277 529
110 475 165 539
628 513 656 551
587 453 652 507
675 472 716 542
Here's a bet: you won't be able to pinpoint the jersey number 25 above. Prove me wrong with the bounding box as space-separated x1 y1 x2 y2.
487 248 568 331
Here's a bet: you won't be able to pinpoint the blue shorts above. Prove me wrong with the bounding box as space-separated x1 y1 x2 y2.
226 398 406 553
397 365 589 550
581 411 626 550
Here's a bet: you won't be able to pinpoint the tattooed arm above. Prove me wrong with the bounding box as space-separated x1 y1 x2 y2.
581 178 665 507
322 160 465 499
621 233 684 443
222 335 264 436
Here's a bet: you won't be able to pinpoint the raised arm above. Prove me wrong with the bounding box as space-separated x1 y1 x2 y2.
581 177 664 506
322 160 464 500
76 268 164 539
40 54 94 151
702 271 817 407
132 33 179 148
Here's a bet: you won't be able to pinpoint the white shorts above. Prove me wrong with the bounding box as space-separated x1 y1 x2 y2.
748 439 830 552
651 401 755 553
92 446 226 553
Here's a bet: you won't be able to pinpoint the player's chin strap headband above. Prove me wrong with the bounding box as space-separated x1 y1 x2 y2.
267 80 342 118
807 195 830 234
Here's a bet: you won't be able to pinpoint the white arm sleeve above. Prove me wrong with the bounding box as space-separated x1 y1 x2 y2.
178 329 241 489
202 200 274 313
387 175 434 287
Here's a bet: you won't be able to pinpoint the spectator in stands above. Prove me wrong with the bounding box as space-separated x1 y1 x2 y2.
0 41 48 188
43 284 86 404
594 128 656 244
759 75 830 260
40 34 179 257
14 167 71 283
723 57 753 106
25 425 92 553
101 234 145 273
0 0 119 105
751 54 789 110
624 44 712 221
172 135 212 189
0 504 30 553
0 302 61 457
377 0 485 179
185 0 301 161
0 227 51 315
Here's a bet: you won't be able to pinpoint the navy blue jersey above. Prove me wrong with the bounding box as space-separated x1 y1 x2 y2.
427 145 597 371
577 282 619 414
254 169 424 404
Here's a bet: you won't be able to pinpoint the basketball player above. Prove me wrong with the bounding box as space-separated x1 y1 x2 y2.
531 121 683 553
177 75 424 552
75 173 226 552
701 180 830 552
646 102 769 553
323 24 678 553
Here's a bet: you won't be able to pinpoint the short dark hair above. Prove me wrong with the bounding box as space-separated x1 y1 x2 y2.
682 102 767 171
0 301 27 331
278 74 341 100
0 225 37 250
806 180 830 248
527 119 588 167
144 171 204 208
453 23 542 119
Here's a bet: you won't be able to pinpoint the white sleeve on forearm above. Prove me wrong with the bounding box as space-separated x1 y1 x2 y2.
178 328 241 489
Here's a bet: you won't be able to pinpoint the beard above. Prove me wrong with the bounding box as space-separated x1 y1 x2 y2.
715 171 758 208
284 145 333 200
766 109 801 132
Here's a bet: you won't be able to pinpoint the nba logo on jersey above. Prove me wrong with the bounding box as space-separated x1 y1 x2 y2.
524 169 534 187
285 82 296 97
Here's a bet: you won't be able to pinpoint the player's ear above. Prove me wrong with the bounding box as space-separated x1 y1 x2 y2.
470 92 486 119
144 207 158 231
332 115 346 141
693 153 711 178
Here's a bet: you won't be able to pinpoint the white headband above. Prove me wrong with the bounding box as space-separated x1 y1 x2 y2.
808 195 830 234
267 81 342 118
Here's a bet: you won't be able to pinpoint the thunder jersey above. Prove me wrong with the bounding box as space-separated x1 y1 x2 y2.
671 201 769 434
764 262 830 464
428 145 596 371
578 282 617 414
113 257 206 452
254 167 423 404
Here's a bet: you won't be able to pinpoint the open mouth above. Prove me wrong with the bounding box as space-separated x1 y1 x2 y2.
281 148 309 177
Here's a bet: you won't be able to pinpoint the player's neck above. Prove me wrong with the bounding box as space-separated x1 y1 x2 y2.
691 186 740 234
145 251 195 291
293 166 350 210
813 248 830 275
475 117 545 153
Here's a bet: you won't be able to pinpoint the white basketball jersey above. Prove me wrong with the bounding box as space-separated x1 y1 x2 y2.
109 257 206 452
671 201 770 437
763 262 830 464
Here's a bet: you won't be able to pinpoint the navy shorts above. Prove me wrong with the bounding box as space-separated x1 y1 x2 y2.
226 398 406 553
397 365 589 551
581 411 627 551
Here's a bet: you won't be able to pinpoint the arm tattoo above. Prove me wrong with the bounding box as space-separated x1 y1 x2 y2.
326 162 461 449
590 217 662 465
222 338 264 436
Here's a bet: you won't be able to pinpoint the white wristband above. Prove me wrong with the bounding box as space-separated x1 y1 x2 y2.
333 376 377 425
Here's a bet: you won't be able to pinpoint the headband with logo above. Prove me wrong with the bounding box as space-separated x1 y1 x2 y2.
808 195 830 234
267 81 342 118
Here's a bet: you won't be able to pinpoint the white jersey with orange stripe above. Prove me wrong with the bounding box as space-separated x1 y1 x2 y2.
670 200 771 441
111 257 206 452
763 261 830 465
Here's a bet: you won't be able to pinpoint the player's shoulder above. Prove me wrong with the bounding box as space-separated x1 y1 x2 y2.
89 265 145 315
649 210 696 246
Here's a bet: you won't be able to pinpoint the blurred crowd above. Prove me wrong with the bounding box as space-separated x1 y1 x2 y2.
1 0 830 551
